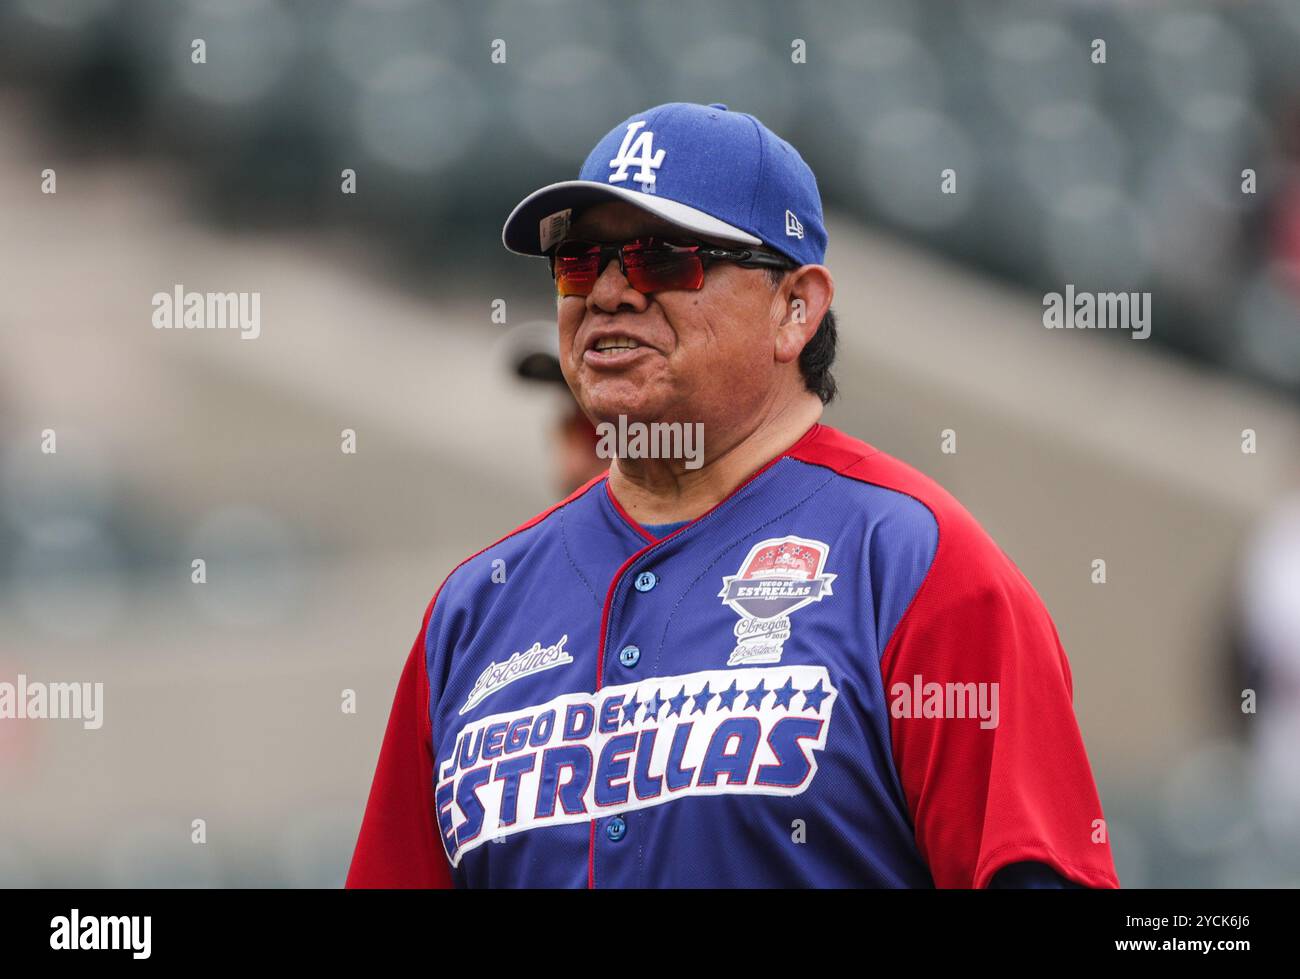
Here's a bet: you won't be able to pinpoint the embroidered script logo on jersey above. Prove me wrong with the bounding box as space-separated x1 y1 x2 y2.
436 665 837 867
608 120 665 189
460 635 574 715
719 536 836 666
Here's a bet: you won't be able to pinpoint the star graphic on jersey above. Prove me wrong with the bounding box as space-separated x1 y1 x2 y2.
744 679 768 710
771 677 798 710
801 678 830 713
716 679 741 712
666 685 689 717
643 689 665 722
622 692 642 727
690 683 714 715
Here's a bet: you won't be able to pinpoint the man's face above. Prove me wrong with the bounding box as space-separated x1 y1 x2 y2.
555 201 785 431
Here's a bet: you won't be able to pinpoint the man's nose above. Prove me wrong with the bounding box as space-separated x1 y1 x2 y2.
587 256 647 312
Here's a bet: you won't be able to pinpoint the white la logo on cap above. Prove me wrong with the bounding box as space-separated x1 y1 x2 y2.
608 121 665 189
785 210 804 239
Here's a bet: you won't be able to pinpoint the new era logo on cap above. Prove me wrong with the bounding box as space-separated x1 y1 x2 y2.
502 102 827 269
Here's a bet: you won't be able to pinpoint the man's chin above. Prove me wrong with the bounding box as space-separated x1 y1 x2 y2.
585 404 661 427
577 383 669 427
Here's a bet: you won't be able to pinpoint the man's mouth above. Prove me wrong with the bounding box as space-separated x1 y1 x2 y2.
591 336 642 353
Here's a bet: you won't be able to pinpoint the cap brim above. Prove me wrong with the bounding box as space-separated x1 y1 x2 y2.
501 180 762 256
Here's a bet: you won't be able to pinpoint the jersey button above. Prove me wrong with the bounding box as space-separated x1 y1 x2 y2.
605 816 627 842
618 644 641 668
634 571 657 592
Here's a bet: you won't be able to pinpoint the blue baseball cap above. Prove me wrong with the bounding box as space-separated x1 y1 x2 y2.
502 102 827 268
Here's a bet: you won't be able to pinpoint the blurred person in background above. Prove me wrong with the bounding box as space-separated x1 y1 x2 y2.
502 321 605 497
1236 490 1300 851
1270 103 1300 305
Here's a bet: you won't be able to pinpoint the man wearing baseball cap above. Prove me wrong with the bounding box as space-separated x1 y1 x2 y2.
348 103 1118 890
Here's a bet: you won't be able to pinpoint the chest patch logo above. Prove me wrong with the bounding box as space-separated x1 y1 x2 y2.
719 536 836 666
461 635 574 716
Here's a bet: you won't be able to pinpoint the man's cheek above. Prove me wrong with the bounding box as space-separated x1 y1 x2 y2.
556 320 580 363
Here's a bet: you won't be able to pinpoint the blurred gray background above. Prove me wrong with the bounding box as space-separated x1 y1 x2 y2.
1 0 1299 887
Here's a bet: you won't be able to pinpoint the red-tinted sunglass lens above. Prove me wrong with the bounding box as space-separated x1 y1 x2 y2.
553 243 602 297
623 242 704 293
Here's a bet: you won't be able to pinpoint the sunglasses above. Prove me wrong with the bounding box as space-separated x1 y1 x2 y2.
548 236 794 297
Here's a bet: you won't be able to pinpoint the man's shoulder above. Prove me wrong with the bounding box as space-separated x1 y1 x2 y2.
791 425 975 530
791 425 1029 596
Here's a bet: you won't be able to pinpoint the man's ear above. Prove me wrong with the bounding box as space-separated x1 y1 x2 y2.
773 264 834 365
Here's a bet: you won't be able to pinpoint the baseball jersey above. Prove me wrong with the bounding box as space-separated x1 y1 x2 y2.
347 423 1119 888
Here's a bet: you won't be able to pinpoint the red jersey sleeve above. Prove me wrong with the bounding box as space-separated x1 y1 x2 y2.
881 527 1119 890
345 601 453 889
